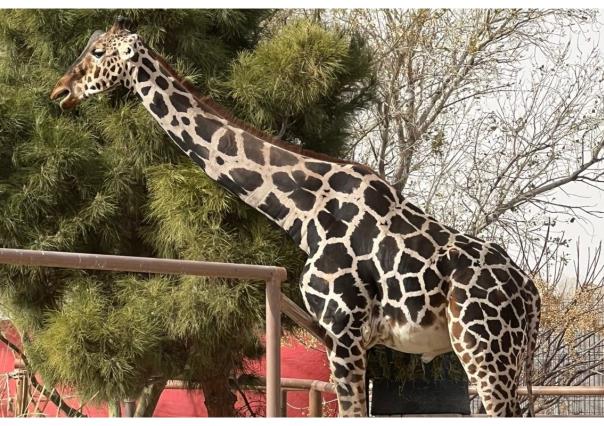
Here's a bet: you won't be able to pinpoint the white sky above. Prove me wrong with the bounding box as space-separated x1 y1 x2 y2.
547 14 604 283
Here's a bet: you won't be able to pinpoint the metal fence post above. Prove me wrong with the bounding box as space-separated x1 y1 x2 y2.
309 388 322 417
14 367 29 416
280 390 288 417
265 273 282 417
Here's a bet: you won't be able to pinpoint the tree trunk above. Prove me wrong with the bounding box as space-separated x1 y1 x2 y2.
108 400 121 417
134 379 167 417
200 372 237 417
123 399 136 417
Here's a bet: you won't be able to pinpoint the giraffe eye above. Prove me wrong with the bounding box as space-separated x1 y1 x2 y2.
91 49 105 59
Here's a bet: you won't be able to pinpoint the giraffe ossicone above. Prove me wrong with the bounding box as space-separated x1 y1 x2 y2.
51 18 541 417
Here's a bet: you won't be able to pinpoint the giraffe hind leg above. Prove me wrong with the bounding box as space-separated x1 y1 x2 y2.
473 376 521 416
449 329 523 416
446 280 526 416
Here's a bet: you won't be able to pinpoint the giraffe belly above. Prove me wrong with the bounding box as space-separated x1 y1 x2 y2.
381 321 452 361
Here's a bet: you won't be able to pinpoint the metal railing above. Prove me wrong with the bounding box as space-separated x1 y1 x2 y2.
0 248 287 417
166 377 337 417
3 248 604 417
469 386 604 396
166 377 604 417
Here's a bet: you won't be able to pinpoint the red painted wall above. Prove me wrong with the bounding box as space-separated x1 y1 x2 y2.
0 321 335 417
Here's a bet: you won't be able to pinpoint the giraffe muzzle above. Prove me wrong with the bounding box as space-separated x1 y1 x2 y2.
50 81 79 110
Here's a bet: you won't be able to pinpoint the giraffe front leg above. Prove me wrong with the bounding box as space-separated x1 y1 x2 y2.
326 336 368 417
298 258 371 416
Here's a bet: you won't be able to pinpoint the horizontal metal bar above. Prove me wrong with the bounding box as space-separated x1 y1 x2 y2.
276 382 604 397
0 248 287 282
167 376 604 398
168 377 604 397
280 294 327 345
468 386 604 396
166 378 337 394
167 377 604 396
279 378 337 393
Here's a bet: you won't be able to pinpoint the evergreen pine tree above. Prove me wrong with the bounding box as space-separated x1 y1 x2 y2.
226 19 375 156
0 9 374 416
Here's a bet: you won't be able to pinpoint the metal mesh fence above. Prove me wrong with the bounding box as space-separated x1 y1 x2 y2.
469 332 604 416
534 332 604 416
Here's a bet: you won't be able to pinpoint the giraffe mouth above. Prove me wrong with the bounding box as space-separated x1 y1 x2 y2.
50 85 80 110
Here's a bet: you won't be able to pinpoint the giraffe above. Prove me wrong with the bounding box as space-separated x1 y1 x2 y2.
50 18 541 417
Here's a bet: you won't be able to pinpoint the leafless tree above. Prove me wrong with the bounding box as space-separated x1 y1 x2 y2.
320 9 604 245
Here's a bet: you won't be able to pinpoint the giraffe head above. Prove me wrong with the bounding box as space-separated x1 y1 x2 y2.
50 17 139 109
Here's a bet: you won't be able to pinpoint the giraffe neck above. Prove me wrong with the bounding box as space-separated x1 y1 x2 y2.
127 49 337 254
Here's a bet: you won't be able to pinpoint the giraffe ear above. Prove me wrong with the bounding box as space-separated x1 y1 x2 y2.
109 16 131 34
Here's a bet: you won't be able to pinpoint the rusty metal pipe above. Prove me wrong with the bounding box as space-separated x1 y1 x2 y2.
280 390 288 417
469 385 604 396
308 388 323 417
122 400 136 417
265 275 282 417
280 294 326 345
279 378 337 393
167 378 604 398
0 248 287 282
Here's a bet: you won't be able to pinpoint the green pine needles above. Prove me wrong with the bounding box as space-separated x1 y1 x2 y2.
228 19 375 156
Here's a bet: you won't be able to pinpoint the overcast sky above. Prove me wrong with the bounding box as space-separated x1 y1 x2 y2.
547 13 604 284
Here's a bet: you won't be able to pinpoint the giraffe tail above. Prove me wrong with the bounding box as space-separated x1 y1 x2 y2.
524 338 535 417
524 279 541 417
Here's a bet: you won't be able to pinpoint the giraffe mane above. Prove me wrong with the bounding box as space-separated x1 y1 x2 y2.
147 49 375 172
